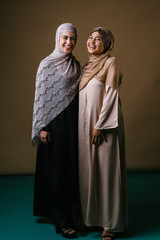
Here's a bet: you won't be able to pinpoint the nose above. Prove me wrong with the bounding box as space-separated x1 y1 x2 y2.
66 38 71 44
90 38 95 44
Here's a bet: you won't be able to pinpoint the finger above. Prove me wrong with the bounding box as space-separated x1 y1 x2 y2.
41 137 47 144
97 136 102 146
95 137 100 145
96 137 100 146
91 135 95 144
91 138 94 144
43 138 48 144
92 136 97 145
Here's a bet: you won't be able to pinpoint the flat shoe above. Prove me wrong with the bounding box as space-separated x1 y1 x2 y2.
102 232 116 240
56 226 77 238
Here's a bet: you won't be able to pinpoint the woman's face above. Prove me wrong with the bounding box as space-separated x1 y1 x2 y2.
87 31 104 56
59 31 76 53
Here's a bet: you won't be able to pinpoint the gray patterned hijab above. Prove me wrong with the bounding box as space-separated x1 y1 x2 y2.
32 23 81 147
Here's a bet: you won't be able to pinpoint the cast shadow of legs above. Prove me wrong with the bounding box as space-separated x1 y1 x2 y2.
36 217 54 225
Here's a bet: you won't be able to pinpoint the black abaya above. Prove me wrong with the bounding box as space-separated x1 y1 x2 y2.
33 95 82 228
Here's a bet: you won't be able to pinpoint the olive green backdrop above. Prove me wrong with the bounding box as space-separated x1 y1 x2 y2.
0 0 160 174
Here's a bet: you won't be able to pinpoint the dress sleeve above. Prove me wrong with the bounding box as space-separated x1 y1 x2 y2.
94 61 119 130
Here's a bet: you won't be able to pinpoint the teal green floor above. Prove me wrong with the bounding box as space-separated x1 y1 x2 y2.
0 172 160 240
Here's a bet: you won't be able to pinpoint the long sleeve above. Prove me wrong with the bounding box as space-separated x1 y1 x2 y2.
95 86 118 129
94 60 120 130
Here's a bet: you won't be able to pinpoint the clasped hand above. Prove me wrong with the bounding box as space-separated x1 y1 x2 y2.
40 131 51 144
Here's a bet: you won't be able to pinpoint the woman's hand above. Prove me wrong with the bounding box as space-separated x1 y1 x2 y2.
40 131 51 144
91 128 102 146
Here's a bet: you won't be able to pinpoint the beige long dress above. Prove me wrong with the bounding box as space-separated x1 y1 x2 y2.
78 57 128 232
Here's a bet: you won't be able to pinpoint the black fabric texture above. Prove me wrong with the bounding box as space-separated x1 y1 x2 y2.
33 94 82 228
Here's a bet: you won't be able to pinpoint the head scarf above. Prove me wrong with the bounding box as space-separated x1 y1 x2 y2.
79 27 114 91
32 23 81 146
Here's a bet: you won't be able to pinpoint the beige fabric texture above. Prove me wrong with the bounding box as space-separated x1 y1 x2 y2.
78 57 128 231
79 53 115 91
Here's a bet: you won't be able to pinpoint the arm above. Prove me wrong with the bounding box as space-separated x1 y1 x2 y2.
94 85 119 129
91 60 120 145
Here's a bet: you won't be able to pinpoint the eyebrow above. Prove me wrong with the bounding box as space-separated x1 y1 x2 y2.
90 34 103 39
62 34 76 37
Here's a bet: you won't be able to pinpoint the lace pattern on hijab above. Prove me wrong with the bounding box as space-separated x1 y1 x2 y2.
32 23 81 146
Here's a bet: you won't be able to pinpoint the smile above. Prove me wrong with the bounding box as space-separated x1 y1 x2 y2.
89 45 96 49
64 45 72 50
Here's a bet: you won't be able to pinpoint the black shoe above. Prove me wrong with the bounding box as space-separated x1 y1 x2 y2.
56 226 77 238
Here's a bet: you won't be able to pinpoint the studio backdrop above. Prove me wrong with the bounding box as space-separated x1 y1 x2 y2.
0 0 160 174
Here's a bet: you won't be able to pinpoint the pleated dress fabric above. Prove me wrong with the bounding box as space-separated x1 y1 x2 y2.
78 57 128 232
34 94 82 228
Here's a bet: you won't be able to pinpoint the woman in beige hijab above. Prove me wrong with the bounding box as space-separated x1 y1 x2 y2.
78 27 128 240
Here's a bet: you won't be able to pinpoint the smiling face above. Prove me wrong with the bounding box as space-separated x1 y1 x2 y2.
59 31 76 54
87 31 104 56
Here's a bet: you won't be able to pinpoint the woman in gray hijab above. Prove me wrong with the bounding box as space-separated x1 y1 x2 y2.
32 23 82 238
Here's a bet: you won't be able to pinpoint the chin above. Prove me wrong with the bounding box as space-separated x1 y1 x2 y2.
89 51 95 55
64 49 72 54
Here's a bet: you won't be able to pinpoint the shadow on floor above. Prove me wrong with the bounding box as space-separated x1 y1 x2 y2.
126 172 160 237
34 172 160 239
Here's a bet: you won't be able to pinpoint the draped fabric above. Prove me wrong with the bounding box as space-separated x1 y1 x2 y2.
78 57 128 231
79 52 110 91
32 23 81 146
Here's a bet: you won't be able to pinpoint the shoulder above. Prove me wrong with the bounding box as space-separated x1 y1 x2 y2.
107 56 116 63
37 54 53 74
101 56 117 72
106 56 119 67
105 57 122 78
39 54 52 68
106 56 122 87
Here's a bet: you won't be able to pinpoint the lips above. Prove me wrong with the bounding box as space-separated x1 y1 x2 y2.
64 44 72 50
88 44 96 50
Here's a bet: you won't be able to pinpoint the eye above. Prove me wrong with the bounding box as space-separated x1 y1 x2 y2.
88 36 93 40
71 37 76 41
63 36 68 40
96 37 102 41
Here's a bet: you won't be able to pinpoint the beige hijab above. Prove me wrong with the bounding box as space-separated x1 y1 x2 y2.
79 27 121 91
